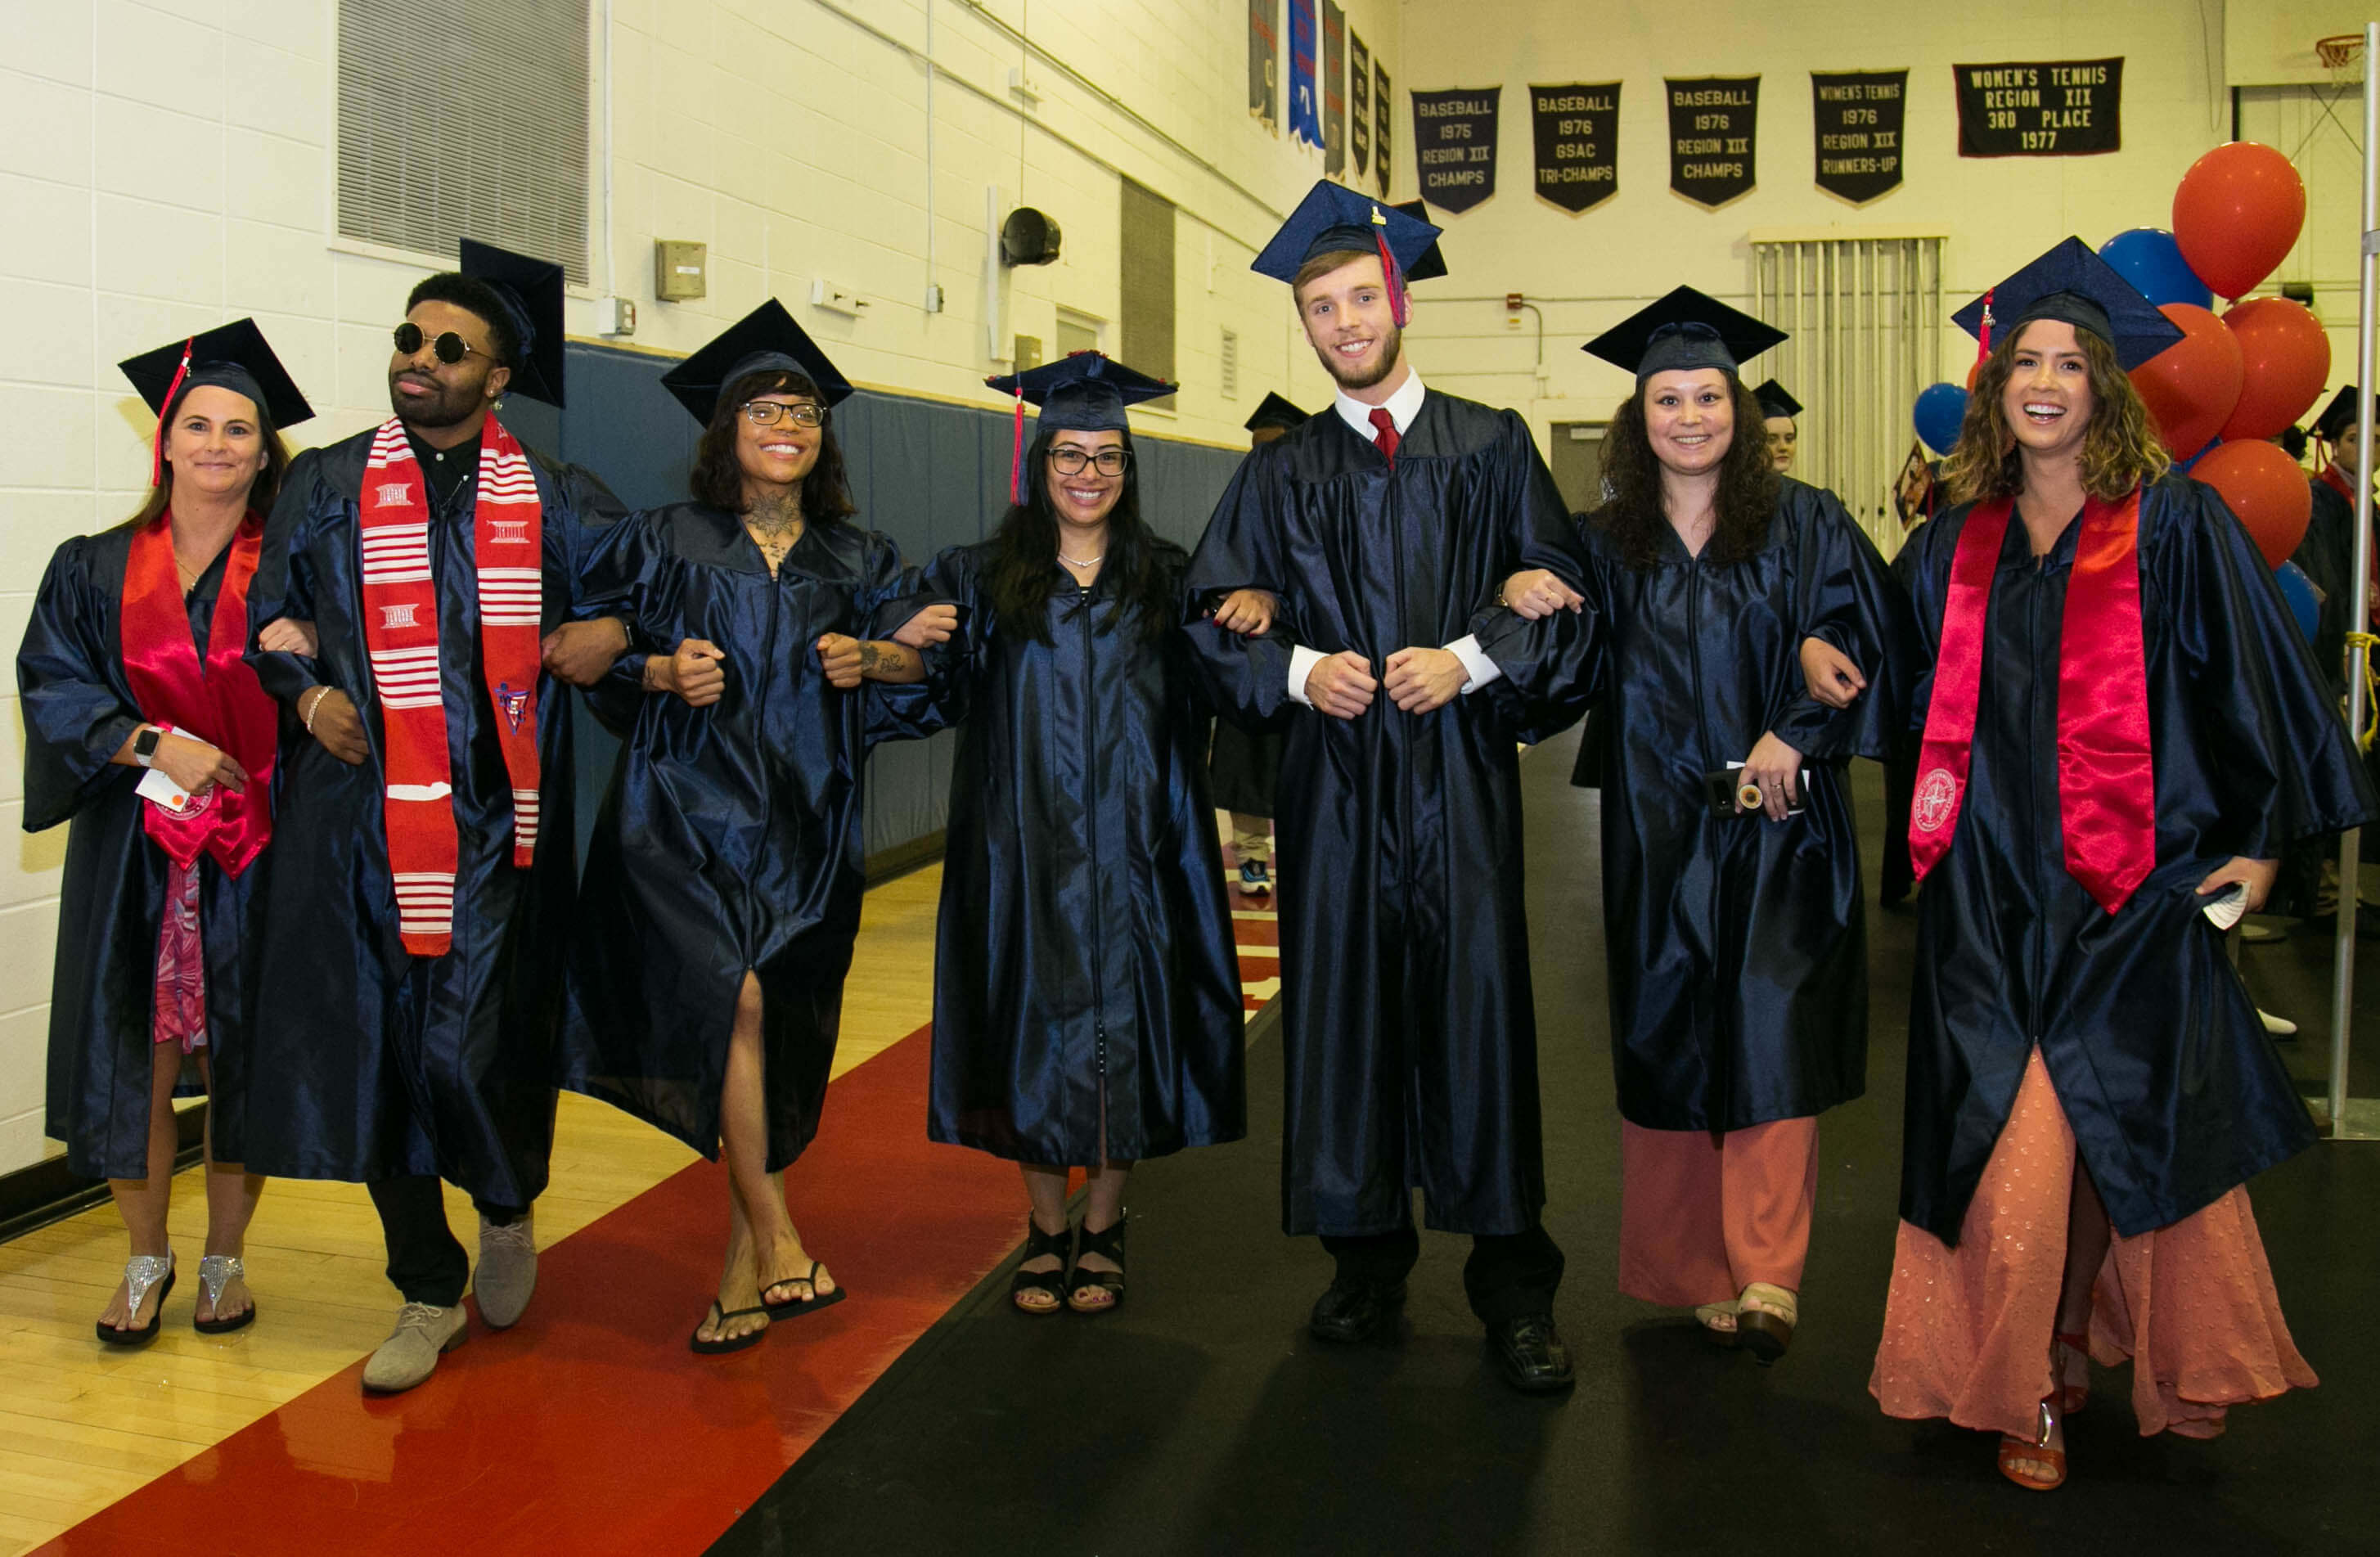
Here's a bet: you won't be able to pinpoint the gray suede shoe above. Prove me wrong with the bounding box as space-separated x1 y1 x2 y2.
362 1302 467 1393
474 1210 538 1330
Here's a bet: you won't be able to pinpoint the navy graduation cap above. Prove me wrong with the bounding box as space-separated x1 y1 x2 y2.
119 317 314 485
1583 286 1787 385
1951 236 2185 372
1244 391 1308 434
1252 181 1442 326
460 238 567 407
985 351 1176 500
1390 200 1449 283
2314 385 2369 443
661 299 855 425
1752 379 1803 420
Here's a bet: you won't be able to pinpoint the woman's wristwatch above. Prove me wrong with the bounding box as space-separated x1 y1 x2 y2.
133 727 161 767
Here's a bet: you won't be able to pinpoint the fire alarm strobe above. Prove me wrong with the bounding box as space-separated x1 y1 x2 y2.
1001 208 1063 267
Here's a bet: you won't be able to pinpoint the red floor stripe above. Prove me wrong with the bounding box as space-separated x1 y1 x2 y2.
42 1028 1024 1556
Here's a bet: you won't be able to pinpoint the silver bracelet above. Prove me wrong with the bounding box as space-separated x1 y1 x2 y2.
301 686 329 733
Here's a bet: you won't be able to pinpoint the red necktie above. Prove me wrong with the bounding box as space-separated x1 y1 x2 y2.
1369 405 1399 462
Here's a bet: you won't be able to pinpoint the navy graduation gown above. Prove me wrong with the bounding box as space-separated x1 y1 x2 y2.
560 503 932 1171
920 539 1245 1166
241 428 623 1205
1181 390 1593 1237
2292 475 2356 696
20 535 257 1178
1575 479 1918 1131
1897 474 2380 1242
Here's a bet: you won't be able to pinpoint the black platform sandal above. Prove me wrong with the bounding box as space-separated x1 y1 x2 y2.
1067 1214 1127 1315
1011 1217 1073 1315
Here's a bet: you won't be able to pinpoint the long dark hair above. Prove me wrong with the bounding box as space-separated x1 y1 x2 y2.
689 367 857 523
984 424 1173 645
124 380 294 530
1941 324 2170 506
1592 376 1780 570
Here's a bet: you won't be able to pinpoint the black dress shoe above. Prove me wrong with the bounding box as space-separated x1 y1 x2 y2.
1309 1280 1406 1343
1487 1314 1575 1394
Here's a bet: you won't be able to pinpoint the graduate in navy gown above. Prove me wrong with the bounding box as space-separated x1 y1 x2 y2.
563 300 946 1353
910 353 1249 1317
243 242 630 1393
20 322 309 1344
1869 239 2380 1490
1181 181 1594 1393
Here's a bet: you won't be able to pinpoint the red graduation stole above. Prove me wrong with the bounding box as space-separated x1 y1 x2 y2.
360 415 543 956
1908 488 2154 915
119 511 277 875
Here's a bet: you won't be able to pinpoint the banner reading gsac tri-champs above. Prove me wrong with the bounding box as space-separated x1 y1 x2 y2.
1532 83 1619 213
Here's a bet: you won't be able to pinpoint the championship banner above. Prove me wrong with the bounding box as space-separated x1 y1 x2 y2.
1248 0 1278 131
1351 34 1372 174
1812 70 1905 202
1415 86 1500 214
1667 75 1758 207
1531 82 1619 213
1955 58 2121 157
1375 62 1393 195
1322 1 1347 176
1289 0 1321 149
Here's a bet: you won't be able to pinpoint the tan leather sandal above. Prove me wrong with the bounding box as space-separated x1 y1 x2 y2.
1735 1281 1798 1364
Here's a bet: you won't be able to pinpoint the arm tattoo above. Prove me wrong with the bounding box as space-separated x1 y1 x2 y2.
858 641 880 673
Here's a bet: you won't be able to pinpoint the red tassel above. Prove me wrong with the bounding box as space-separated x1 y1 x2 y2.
1375 230 1409 328
151 338 195 490
1010 388 1025 504
1976 286 1996 366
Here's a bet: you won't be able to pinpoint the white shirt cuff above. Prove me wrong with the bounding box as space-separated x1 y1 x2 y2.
1445 634 1502 694
1286 643 1325 707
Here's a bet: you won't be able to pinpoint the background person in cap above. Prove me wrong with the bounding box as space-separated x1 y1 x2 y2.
2302 385 2374 703
896 353 1253 1318
1502 288 1915 1365
20 320 309 1345
1205 390 1309 897
1869 237 2378 1491
1753 379 1802 475
560 299 948 1353
241 241 632 1393
1182 180 1594 1395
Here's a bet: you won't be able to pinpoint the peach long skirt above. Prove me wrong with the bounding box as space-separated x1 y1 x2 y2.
1870 1049 2315 1441
1618 1117 1820 1305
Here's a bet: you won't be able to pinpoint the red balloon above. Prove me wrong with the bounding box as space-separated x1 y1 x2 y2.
2189 439 2313 566
2130 303 2243 460
2172 142 2306 299
2220 296 2330 442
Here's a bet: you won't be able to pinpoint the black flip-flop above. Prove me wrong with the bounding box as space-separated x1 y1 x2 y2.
761 1260 848 1318
689 1299 772 1355
97 1266 175 1348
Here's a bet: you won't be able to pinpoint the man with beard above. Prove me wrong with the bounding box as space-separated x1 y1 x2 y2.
1182 182 1594 1394
245 241 628 1392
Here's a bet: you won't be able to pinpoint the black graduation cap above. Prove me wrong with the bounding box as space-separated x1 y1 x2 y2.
985 351 1174 432
1582 286 1787 385
2315 385 2370 443
659 299 855 425
1244 391 1308 434
1752 379 1802 420
1389 200 1448 283
1951 236 2184 372
460 238 566 407
1251 182 1442 329
119 317 313 430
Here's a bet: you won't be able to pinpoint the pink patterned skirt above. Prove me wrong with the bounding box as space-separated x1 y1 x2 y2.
151 858 209 1052
1871 1047 2314 1441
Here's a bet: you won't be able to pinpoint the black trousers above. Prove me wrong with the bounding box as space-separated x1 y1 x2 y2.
1320 1223 1564 1326
369 1175 527 1307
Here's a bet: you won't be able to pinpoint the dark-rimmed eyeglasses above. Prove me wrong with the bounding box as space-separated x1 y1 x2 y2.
1049 447 1131 476
740 401 827 429
393 322 491 365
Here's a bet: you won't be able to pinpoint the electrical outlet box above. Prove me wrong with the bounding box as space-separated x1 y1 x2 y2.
595 297 637 336
809 278 872 318
655 241 707 302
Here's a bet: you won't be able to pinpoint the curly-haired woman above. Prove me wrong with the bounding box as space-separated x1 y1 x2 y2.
1868 240 2378 1490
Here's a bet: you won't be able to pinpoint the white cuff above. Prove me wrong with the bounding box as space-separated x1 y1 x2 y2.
1444 634 1503 694
1286 644 1325 707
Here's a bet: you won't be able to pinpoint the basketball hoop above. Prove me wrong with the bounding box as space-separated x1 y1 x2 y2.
2317 33 2364 73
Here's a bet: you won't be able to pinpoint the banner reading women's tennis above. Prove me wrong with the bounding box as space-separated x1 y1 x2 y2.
1812 70 1905 201
1955 58 2122 157
1532 83 1619 212
1414 87 1500 214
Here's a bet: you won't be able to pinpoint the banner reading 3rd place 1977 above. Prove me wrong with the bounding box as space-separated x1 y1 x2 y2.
1955 58 2121 157
1414 87 1500 214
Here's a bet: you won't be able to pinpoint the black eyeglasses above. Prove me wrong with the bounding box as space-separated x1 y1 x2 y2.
392 322 492 365
740 401 827 429
1049 447 1132 475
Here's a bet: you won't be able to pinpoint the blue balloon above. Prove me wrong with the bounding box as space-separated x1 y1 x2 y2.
2179 435 2223 474
2098 227 2212 311
1913 382 1968 455
2274 560 2319 643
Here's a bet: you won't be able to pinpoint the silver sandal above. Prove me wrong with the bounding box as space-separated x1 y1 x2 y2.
97 1253 174 1347
194 1254 255 1334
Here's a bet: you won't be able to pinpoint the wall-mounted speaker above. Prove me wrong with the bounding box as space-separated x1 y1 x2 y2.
1001 208 1063 267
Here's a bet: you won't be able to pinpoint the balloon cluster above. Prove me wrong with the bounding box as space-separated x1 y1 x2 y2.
1910 142 2326 569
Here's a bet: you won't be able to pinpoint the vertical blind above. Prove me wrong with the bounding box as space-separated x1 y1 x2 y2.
338 0 592 283
1120 178 1177 404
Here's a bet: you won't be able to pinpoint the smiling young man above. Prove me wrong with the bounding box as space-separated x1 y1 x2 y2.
243 241 628 1393
1183 182 1593 1394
